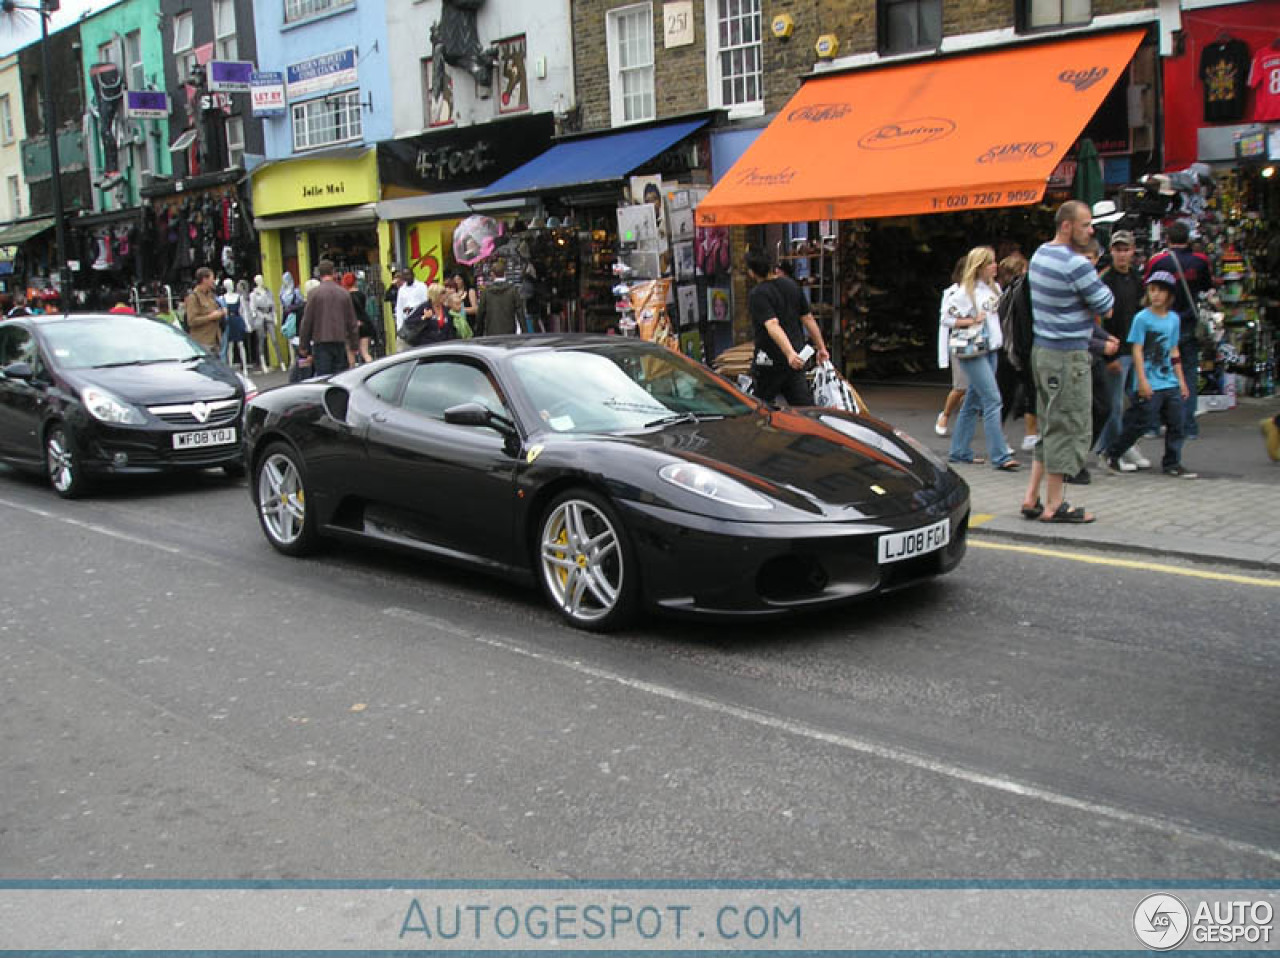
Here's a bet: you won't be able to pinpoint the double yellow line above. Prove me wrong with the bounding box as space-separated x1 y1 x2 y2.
968 518 1280 588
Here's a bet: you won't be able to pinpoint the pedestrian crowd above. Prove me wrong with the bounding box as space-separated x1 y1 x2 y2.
934 200 1227 525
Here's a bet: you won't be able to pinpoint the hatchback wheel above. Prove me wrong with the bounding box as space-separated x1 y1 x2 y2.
537 489 638 631
46 424 91 499
254 443 318 555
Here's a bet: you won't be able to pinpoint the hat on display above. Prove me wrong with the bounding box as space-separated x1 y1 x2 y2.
1109 230 1136 247
1091 199 1124 224
1145 270 1177 289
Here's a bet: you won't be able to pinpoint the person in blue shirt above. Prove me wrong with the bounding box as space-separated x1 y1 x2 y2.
1104 271 1195 478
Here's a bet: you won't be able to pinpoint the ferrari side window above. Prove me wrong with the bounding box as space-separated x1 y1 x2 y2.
401 360 505 422
364 362 411 403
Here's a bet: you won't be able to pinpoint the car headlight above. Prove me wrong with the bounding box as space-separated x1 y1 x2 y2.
659 462 773 510
237 373 259 401
893 428 948 470
82 386 146 425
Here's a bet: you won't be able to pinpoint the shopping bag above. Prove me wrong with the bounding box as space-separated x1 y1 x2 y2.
811 360 861 413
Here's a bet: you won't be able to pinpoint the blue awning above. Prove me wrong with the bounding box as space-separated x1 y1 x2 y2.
470 119 708 202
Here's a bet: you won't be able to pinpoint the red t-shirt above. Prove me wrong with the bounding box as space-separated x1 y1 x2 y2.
1248 47 1280 122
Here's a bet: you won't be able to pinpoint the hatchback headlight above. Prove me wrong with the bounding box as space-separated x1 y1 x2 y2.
82 386 146 425
237 373 259 401
659 462 773 510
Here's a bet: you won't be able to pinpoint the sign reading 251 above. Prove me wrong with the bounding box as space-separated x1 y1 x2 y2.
664 1 694 47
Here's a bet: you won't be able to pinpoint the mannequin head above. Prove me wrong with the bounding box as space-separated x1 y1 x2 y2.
254 274 265 289
222 278 235 295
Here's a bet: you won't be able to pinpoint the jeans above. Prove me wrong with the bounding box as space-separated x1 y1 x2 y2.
949 351 1013 466
1093 355 1131 455
1180 340 1199 438
311 341 349 378
1107 387 1185 470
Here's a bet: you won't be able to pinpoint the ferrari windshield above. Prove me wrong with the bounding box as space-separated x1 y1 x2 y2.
41 318 205 369
510 343 755 434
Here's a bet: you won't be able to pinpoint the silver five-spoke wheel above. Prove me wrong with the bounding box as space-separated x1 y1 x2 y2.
254 444 317 555
538 491 636 631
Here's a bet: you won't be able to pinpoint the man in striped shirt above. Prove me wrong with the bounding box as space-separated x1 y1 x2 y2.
1020 200 1115 524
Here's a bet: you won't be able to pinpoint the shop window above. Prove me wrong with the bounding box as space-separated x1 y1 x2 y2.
1018 0 1091 31
125 30 144 91
707 0 762 112
291 91 362 152
0 94 13 144
225 115 244 167
285 0 354 25
213 0 237 61
98 40 119 67
878 0 941 55
172 11 195 84
607 3 655 126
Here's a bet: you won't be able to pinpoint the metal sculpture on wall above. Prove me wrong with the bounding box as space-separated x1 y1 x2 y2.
431 0 497 100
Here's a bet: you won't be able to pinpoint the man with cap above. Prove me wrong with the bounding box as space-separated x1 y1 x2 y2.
1093 229 1149 469
1104 271 1195 478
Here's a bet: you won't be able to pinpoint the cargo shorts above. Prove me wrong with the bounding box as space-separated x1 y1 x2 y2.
1031 345 1092 476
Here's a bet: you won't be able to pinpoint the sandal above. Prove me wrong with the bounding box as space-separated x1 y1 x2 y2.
1020 499 1044 520
948 456 986 465
996 458 1021 471
1039 502 1095 524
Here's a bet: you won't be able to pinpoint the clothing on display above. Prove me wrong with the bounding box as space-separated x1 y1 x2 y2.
1199 36 1250 122
1247 43 1280 122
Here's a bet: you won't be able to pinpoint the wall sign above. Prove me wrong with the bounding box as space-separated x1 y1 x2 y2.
208 60 256 93
251 72 286 116
496 35 528 115
377 112 555 192
663 1 694 48
286 48 357 101
125 91 169 119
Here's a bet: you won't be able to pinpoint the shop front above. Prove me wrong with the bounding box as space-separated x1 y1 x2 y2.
1155 2 1279 400
467 115 714 343
696 29 1146 380
250 147 385 313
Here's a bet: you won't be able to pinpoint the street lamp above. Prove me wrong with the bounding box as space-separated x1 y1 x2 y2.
1 0 69 299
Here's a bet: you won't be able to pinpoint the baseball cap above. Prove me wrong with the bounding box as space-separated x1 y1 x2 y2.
1146 270 1177 288
1109 230 1135 248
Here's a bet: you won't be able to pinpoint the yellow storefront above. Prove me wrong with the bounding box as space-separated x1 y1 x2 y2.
251 148 395 346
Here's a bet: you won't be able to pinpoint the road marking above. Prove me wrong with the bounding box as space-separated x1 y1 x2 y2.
383 606 1280 865
0 495 186 556
970 539 1280 588
969 513 996 528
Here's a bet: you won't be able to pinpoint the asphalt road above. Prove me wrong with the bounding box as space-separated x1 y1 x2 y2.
0 467 1276 880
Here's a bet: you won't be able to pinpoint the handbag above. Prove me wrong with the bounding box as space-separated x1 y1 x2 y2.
948 323 989 357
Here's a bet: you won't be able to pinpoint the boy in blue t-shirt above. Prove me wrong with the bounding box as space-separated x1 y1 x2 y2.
1104 271 1196 477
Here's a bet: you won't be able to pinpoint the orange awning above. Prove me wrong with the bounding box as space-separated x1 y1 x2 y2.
696 30 1143 226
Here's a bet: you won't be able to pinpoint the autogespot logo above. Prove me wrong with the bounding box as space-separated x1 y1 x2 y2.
1134 894 1190 950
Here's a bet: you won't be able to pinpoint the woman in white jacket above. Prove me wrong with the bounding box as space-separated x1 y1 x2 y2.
942 246 1019 470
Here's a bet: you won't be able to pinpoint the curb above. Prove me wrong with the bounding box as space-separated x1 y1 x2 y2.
968 518 1280 575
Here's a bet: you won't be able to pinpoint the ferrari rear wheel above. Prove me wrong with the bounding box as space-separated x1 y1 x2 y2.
254 442 318 556
537 489 637 632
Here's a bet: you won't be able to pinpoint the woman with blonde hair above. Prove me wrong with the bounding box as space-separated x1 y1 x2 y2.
942 246 1018 470
934 256 967 436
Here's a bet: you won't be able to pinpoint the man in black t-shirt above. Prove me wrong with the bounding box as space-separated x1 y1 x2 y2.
746 252 828 406
1094 230 1148 466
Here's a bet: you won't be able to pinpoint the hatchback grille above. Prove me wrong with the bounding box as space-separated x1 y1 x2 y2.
148 399 241 427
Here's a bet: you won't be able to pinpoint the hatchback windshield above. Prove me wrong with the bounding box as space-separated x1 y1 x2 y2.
509 344 754 434
41 318 205 369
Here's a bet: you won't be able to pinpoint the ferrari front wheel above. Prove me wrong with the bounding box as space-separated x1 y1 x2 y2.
537 489 638 632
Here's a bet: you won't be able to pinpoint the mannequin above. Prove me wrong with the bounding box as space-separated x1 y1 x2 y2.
249 274 282 373
218 277 248 374
280 272 304 368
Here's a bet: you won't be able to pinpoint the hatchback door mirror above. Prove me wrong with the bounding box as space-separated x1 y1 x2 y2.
1 361 34 381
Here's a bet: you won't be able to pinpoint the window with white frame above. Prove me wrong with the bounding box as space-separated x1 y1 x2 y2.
213 0 237 61
285 0 354 25
7 176 20 220
172 11 195 83
225 114 244 167
125 30 144 90
98 41 119 67
292 91 362 151
607 4 654 125
0 95 13 144
1021 0 1091 30
712 0 761 109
